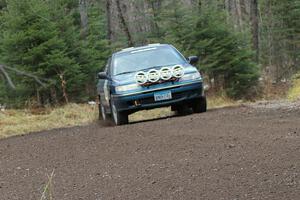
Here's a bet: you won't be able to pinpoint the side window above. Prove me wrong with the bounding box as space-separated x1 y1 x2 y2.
105 58 111 75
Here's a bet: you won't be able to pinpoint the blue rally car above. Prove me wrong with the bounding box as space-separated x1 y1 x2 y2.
97 44 207 125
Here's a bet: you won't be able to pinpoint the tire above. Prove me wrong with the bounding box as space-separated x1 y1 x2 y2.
175 104 192 116
192 96 207 113
99 103 109 121
111 102 128 125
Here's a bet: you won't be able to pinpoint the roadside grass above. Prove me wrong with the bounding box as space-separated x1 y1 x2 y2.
288 74 300 101
207 95 240 109
0 95 239 139
0 104 97 138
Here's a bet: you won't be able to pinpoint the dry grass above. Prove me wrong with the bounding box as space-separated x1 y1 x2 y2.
207 95 240 109
288 74 300 101
0 104 97 138
0 95 239 138
40 170 55 200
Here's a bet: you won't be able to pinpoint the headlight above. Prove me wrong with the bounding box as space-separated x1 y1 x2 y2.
181 72 201 81
115 84 140 92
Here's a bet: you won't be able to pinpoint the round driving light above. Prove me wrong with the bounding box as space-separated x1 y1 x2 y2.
135 71 148 85
172 65 185 78
147 69 160 83
160 67 173 81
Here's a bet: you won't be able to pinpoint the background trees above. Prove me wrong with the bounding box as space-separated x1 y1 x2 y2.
0 0 299 107
0 0 110 106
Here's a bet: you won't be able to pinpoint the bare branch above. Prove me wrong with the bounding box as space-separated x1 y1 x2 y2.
2 64 50 87
0 65 16 89
0 64 54 89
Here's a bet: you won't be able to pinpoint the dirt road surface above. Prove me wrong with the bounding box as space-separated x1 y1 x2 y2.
0 103 299 200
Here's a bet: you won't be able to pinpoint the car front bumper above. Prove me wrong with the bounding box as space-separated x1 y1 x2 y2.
111 80 204 113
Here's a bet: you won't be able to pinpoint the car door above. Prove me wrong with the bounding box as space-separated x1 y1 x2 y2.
98 58 111 108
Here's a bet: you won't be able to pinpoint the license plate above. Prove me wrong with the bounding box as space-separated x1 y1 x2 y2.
154 90 172 101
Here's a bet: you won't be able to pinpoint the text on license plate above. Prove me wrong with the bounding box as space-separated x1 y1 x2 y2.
154 90 172 101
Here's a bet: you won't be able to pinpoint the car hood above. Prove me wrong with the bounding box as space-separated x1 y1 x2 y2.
112 64 198 86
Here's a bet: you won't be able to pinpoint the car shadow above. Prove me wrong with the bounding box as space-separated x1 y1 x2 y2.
129 109 204 124
129 114 177 125
97 106 238 127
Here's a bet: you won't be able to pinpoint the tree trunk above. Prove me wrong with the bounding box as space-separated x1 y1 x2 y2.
106 0 113 42
58 73 69 104
79 0 89 39
50 88 58 105
235 0 243 30
250 0 259 63
148 0 161 38
115 0 134 47
36 86 42 107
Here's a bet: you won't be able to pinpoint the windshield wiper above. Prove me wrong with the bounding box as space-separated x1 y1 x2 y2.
115 71 138 76
115 64 178 76
116 67 158 75
144 64 178 70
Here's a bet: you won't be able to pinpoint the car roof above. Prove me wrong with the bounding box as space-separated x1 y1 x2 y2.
114 44 172 56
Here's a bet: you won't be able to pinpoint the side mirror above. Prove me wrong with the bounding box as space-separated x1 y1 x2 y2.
98 72 108 79
188 56 199 65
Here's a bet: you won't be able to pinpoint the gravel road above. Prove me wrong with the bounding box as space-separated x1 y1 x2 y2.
0 103 299 200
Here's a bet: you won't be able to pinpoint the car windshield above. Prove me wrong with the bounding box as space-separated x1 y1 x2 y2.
112 46 186 75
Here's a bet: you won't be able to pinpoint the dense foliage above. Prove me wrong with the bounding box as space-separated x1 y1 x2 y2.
260 0 300 79
0 0 110 106
0 0 299 107
159 3 259 97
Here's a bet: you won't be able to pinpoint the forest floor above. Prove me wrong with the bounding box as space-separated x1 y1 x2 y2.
0 100 299 200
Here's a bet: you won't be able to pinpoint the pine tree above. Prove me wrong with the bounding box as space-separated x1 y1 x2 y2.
260 0 300 80
192 7 259 98
163 2 259 98
77 0 111 100
1 0 80 104
159 0 195 53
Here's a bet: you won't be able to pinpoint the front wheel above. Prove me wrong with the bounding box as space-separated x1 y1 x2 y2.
192 96 207 113
111 102 129 125
99 103 109 121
